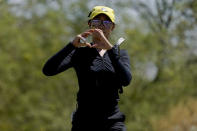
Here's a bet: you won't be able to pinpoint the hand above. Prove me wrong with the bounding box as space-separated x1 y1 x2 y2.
91 29 113 50
72 29 94 48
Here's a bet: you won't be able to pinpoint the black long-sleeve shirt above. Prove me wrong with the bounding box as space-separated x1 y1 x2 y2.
42 42 132 118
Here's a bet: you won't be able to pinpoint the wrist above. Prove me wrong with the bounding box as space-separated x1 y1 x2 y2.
107 44 113 50
70 41 77 48
102 36 113 50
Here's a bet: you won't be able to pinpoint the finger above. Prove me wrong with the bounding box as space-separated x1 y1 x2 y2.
86 29 95 33
75 43 86 47
85 43 92 48
91 44 99 48
77 35 92 48
83 29 95 34
77 42 91 48
94 28 102 32
80 37 86 44
78 35 87 43
81 32 92 37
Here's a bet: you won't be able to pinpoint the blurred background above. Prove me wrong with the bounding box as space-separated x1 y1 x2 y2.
0 0 197 130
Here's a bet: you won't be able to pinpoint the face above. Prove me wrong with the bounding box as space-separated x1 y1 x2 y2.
88 14 115 38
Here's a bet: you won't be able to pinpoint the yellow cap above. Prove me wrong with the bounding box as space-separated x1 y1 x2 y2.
88 6 115 23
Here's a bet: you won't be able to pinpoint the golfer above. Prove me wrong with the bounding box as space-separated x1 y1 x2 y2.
42 5 132 131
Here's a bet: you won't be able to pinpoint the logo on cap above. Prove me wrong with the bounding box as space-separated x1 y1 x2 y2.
101 8 108 12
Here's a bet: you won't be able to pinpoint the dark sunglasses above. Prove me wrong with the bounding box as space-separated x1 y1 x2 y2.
90 20 113 29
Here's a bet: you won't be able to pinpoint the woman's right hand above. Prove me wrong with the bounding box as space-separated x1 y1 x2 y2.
72 29 94 48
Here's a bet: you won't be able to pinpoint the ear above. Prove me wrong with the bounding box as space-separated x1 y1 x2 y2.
111 23 115 31
88 20 91 27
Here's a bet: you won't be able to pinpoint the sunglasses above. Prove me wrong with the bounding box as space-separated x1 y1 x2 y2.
90 20 113 29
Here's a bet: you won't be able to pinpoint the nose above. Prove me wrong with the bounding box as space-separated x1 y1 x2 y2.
98 23 105 30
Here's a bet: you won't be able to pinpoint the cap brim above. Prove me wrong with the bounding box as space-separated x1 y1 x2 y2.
90 12 115 23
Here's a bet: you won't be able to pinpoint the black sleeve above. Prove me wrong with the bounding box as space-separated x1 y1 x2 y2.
42 42 76 76
107 45 132 86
